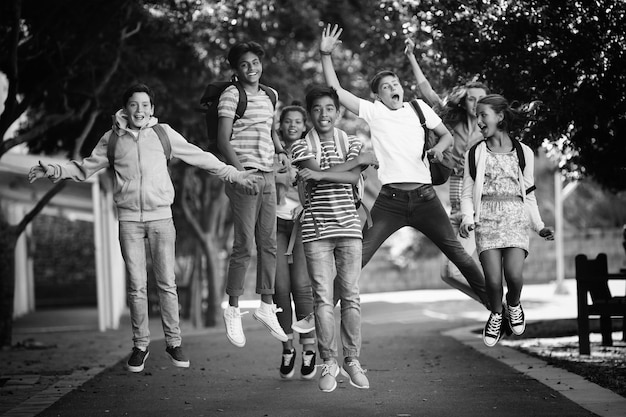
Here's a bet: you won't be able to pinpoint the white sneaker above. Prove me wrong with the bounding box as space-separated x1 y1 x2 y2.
507 303 526 335
223 306 248 347
482 312 503 347
292 312 315 334
253 302 288 342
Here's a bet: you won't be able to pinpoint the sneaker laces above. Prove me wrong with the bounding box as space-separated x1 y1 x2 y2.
508 304 523 324
225 308 248 332
485 313 502 337
282 350 294 366
302 352 315 367
346 361 367 375
320 362 335 377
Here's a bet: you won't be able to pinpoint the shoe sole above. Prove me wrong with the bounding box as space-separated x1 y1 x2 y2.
253 313 289 342
280 368 295 379
291 325 315 333
301 367 317 380
167 354 190 368
319 364 339 392
223 314 246 348
127 351 149 373
340 367 370 389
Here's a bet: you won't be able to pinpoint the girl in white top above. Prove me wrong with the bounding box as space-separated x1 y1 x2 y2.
459 94 554 347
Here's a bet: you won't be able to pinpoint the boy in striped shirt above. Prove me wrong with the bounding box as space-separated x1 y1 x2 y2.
291 86 378 393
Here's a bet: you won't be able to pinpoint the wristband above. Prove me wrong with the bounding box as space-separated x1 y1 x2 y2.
320 50 332 56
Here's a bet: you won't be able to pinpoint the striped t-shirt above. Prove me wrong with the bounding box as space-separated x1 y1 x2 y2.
217 85 276 172
291 130 363 243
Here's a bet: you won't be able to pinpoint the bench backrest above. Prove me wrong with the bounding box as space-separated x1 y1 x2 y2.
575 253 612 303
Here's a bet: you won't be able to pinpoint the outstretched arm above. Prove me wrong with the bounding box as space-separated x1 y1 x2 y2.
405 38 443 109
320 24 361 116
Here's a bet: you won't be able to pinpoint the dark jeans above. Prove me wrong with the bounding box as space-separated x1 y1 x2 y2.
362 184 489 307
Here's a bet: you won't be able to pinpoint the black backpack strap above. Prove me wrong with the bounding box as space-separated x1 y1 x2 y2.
409 99 430 159
511 138 536 195
107 131 119 169
259 84 278 108
153 124 171 161
231 81 248 121
468 140 485 181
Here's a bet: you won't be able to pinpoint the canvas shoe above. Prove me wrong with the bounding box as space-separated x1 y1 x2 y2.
253 302 288 342
166 345 190 368
280 348 296 379
292 313 315 334
318 360 340 393
301 350 317 380
223 306 248 347
482 312 503 347
507 302 526 335
127 347 149 373
340 358 369 389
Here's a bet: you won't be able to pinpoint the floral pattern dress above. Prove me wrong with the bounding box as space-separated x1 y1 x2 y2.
475 149 529 255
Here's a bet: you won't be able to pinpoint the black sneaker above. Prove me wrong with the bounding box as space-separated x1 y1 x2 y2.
301 350 317 380
280 348 296 379
166 345 190 368
127 347 149 372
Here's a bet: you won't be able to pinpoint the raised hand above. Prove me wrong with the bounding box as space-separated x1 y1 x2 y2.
320 24 343 55
404 38 416 56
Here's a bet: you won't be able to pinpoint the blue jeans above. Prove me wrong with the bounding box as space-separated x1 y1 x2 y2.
362 185 489 306
225 171 277 296
304 237 362 361
274 218 315 345
119 218 181 349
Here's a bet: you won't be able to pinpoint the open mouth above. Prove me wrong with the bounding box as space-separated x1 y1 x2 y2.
391 94 400 101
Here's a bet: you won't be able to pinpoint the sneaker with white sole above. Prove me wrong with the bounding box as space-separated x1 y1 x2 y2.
223 306 248 347
319 360 339 392
127 347 149 373
341 358 369 389
507 303 526 335
166 345 190 368
301 350 317 380
253 303 288 342
292 313 315 334
280 348 296 379
482 312 503 347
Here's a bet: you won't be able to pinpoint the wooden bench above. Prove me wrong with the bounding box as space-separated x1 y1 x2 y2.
575 253 626 355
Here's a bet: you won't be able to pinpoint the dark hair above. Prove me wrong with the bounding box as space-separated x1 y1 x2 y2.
279 101 307 125
370 70 398 94
121 84 154 107
477 94 541 134
305 86 340 112
441 81 490 125
227 41 265 69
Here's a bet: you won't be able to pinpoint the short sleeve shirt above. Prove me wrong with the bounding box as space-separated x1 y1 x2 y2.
217 85 276 171
291 131 363 243
359 99 441 185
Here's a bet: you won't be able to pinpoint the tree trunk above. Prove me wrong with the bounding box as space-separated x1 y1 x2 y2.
0 215 17 348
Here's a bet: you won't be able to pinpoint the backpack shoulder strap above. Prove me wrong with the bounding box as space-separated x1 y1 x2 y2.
511 138 526 172
409 99 431 160
335 129 350 161
152 124 171 160
259 84 278 108
468 140 485 181
231 82 248 121
107 131 119 169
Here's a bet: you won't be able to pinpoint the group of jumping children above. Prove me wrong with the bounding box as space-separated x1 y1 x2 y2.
27 24 553 392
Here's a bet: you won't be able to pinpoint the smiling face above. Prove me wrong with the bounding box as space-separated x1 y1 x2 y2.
376 75 404 110
235 51 263 86
476 102 503 138
464 87 488 118
124 92 153 130
279 110 306 143
309 96 339 138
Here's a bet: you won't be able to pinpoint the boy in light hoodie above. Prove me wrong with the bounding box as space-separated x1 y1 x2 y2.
28 83 257 373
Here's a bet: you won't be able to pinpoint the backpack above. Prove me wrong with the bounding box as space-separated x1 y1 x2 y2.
409 99 454 185
199 77 277 155
107 124 171 169
467 139 536 195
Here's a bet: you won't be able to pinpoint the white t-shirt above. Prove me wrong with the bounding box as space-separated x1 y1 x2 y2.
358 99 442 185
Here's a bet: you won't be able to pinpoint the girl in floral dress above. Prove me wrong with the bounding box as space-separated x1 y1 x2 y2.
459 94 554 347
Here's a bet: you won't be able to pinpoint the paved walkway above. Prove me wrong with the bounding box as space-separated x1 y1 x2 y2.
1 280 625 416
